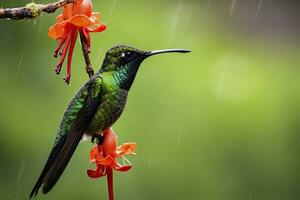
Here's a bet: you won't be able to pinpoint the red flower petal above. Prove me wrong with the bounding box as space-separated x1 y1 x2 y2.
48 21 67 40
89 145 103 162
87 24 107 32
114 165 132 172
97 155 116 166
55 14 64 23
102 128 118 157
87 169 105 178
87 164 106 179
117 143 136 156
72 0 92 17
67 14 95 27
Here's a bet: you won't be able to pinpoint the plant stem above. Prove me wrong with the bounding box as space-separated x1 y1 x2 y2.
79 28 94 78
0 0 75 20
106 167 114 200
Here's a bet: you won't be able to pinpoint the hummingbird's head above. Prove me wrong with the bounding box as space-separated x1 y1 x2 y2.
100 45 146 73
99 45 190 90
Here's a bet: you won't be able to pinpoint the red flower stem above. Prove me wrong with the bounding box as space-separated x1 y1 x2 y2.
106 167 114 200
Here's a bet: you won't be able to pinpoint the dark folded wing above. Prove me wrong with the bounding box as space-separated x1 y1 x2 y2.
30 76 103 198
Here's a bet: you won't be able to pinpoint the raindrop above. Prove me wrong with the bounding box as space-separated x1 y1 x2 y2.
278 13 282 22
15 186 21 200
229 0 237 16
16 161 25 187
109 0 117 17
243 117 249 132
204 0 212 16
176 130 183 150
15 53 24 81
256 0 263 17
182 13 191 36
37 16 46 34
167 1 183 47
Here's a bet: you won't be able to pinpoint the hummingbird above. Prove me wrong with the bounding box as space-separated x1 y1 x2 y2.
30 45 190 198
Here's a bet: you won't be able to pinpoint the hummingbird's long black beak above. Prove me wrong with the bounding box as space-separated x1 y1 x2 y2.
144 49 191 57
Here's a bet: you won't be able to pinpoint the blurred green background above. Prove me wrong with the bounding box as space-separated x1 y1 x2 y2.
1 0 300 199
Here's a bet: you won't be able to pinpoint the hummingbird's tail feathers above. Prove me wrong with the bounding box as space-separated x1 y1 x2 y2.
29 135 67 198
30 77 103 198
29 126 86 197
42 128 84 193
40 85 103 193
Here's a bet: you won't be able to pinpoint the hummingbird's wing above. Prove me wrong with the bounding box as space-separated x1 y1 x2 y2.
30 75 103 198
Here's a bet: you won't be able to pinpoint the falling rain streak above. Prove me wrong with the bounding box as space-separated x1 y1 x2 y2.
109 0 117 17
15 186 21 200
256 0 263 17
176 130 183 150
204 0 212 16
168 1 183 47
16 161 25 187
182 13 191 36
15 53 24 81
230 0 237 16
37 16 46 34
243 117 249 132
15 161 25 199
278 13 283 22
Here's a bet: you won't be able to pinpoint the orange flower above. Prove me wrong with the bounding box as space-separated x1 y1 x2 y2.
48 0 106 84
87 128 136 200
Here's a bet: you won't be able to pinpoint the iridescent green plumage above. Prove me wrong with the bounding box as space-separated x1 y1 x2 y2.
30 45 190 198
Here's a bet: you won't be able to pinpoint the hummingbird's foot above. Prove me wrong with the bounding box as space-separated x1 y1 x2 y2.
91 136 95 143
92 134 104 145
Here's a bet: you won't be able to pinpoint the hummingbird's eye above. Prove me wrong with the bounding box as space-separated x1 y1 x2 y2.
120 51 135 64
121 52 133 58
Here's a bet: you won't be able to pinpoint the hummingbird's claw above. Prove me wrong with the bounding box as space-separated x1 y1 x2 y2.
91 134 104 145
91 136 95 143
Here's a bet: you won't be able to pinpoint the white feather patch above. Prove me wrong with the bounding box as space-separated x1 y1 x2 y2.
80 133 92 143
